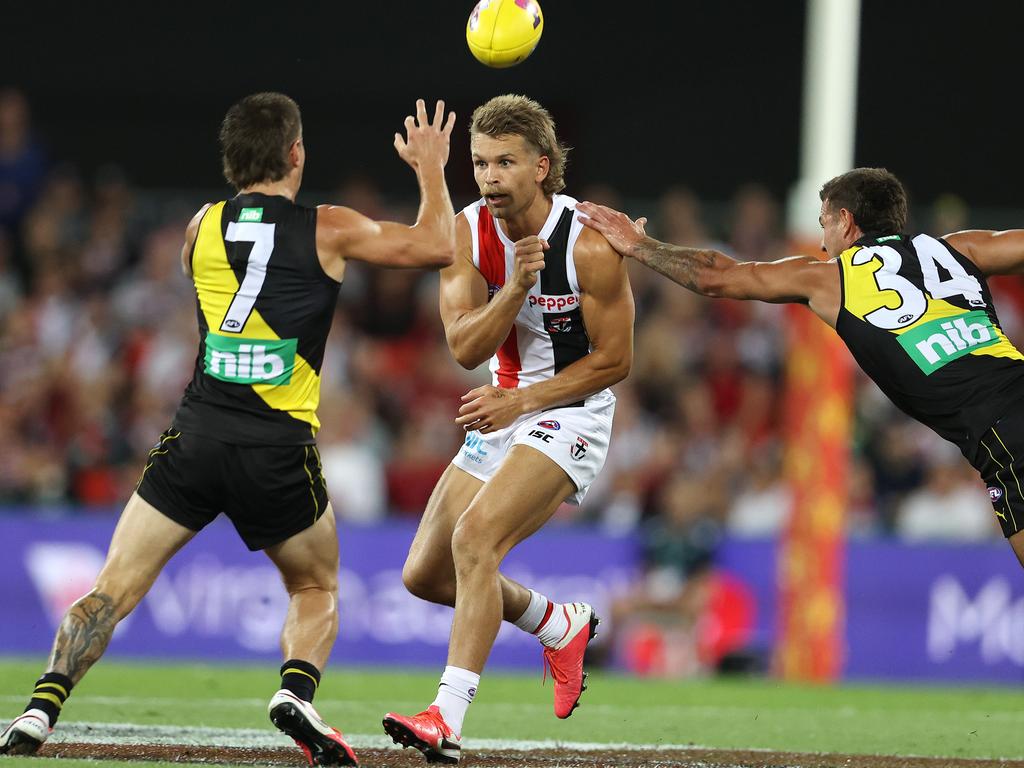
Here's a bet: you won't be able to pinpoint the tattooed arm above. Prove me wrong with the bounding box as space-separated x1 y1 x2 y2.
576 201 842 327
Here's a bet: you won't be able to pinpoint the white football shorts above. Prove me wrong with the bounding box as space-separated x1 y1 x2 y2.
451 395 615 505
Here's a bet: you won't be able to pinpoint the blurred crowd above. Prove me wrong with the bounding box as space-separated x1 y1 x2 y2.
1 87 1017 557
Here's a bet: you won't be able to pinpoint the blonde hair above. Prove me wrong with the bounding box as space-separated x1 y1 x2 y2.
470 94 569 195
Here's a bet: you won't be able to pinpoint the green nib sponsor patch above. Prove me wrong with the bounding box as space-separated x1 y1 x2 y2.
238 207 264 222
898 310 999 374
204 332 297 384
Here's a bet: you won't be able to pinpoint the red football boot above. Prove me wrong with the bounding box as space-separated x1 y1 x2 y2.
382 705 462 764
542 602 600 718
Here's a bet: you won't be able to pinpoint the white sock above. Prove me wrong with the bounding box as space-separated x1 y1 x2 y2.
431 666 479 735
514 589 570 648
513 589 549 633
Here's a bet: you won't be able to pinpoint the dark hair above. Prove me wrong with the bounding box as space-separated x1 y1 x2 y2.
470 94 569 195
819 167 908 234
219 93 302 191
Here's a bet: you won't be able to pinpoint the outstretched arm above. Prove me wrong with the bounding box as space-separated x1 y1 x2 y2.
455 228 633 433
316 99 457 276
577 201 841 325
945 229 1024 276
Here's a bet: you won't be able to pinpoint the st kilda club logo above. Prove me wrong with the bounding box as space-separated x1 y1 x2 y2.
571 436 589 461
545 314 573 334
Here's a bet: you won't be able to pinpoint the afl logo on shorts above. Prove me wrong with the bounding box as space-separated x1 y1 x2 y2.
571 436 589 461
537 419 560 430
989 486 1004 502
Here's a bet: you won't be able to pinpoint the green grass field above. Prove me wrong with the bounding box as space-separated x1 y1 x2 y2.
2 657 1023 765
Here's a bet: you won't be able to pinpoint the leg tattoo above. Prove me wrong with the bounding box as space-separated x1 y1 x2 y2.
49 591 119 683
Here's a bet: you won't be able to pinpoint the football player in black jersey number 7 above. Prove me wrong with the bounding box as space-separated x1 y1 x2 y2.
580 168 1024 563
0 95 457 766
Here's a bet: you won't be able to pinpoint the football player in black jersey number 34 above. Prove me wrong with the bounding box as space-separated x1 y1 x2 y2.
580 168 1024 565
0 95 457 766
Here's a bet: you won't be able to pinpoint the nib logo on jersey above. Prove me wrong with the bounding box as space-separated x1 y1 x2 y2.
204 332 297 385
897 310 1000 375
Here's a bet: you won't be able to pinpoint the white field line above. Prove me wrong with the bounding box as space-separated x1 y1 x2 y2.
5 694 1024 723
48 721 711 753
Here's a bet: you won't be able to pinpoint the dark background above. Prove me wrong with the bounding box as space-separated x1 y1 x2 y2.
2 2 1020 209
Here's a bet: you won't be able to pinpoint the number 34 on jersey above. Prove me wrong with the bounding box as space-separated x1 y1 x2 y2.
840 234 1022 375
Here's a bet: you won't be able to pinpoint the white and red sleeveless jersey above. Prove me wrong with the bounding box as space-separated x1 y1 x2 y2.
461 194 614 407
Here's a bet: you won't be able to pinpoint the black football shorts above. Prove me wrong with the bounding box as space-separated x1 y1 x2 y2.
974 411 1024 539
136 427 329 551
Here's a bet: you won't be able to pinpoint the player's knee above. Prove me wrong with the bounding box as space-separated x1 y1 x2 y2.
402 560 454 605
450 516 501 575
92 561 161 618
281 567 337 597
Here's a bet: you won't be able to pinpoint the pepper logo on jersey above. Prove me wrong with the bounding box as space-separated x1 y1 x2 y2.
897 310 999 375
204 332 297 385
529 294 578 311
537 419 560 430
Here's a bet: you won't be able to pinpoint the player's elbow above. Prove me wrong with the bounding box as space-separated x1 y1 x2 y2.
448 338 487 370
601 348 632 386
455 350 489 370
697 255 735 298
404 238 454 269
431 243 455 268
612 356 632 385
407 225 455 269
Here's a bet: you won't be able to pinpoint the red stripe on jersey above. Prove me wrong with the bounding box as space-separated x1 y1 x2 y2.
477 207 521 388
496 328 521 389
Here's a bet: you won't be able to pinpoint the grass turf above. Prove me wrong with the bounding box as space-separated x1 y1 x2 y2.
2 658 1023 761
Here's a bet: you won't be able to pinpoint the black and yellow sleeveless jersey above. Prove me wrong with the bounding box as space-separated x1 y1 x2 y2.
172 193 340 445
837 233 1024 457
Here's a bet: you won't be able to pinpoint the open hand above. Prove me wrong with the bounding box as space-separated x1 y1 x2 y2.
394 99 457 170
576 201 648 258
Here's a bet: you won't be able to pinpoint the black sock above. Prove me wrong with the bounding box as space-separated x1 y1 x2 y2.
280 659 320 703
26 672 73 726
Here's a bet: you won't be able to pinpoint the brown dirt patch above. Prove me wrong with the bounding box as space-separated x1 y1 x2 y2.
36 742 1024 768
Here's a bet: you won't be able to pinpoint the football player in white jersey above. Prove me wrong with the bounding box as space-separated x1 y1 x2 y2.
382 95 635 764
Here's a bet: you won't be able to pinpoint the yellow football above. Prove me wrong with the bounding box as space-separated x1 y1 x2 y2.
466 0 544 68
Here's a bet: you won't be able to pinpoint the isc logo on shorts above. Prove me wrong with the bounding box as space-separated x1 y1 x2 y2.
204 332 297 385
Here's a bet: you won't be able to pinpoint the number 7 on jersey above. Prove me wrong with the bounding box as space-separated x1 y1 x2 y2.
220 221 276 333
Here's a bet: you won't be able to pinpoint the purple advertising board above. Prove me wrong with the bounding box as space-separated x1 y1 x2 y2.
717 536 1024 684
0 514 637 668
4 513 1024 682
